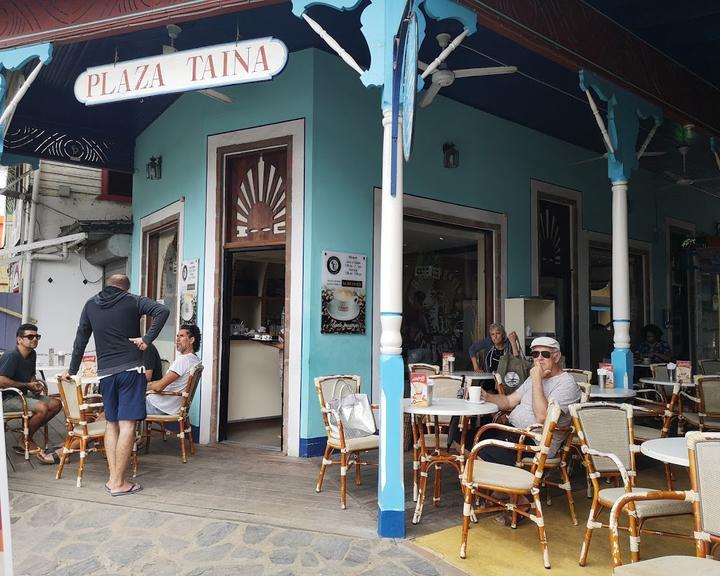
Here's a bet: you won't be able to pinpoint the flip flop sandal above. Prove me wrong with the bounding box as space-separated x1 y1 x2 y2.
36 451 61 465
493 511 528 528
110 483 143 497
13 445 41 455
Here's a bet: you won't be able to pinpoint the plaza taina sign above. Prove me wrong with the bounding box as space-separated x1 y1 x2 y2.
74 37 288 105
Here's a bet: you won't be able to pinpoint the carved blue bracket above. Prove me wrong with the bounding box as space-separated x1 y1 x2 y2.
579 69 662 184
292 0 476 109
0 43 53 157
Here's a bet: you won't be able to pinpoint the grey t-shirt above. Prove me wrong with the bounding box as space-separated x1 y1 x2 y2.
508 371 580 456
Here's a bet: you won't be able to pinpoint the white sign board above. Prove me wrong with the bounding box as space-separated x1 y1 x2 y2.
321 251 366 334
74 37 288 105
180 259 199 325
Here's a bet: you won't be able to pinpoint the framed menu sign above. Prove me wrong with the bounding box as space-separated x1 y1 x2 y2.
321 251 366 334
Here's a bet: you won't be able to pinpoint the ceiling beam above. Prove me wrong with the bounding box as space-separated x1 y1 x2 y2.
462 0 720 136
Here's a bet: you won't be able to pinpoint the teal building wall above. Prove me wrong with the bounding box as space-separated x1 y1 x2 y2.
132 48 719 447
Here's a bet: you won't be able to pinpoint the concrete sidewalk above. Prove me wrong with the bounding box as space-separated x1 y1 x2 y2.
7 431 466 576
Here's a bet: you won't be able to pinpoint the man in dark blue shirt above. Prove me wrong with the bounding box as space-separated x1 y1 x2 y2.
0 324 62 461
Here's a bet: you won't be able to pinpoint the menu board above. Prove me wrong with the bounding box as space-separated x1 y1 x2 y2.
321 251 366 334
676 360 692 384
410 373 429 407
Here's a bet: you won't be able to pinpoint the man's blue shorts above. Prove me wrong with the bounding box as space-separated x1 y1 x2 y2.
100 370 147 422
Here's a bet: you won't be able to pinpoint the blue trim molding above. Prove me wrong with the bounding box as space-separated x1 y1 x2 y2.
378 509 405 538
300 436 327 457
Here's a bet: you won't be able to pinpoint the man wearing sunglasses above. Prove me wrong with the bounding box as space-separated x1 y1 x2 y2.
0 324 63 461
467 337 580 463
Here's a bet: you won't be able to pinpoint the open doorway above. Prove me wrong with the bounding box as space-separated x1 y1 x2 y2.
220 248 285 450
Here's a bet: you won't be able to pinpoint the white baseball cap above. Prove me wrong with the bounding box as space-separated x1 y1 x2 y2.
530 336 560 350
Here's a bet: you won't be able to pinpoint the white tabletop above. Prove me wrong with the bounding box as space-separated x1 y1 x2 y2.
451 371 496 382
638 377 694 388
641 437 688 467
403 397 498 417
590 385 637 399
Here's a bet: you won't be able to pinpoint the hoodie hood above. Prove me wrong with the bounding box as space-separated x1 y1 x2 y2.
94 286 129 309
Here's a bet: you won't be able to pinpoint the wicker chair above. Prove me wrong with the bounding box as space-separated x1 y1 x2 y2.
650 363 670 381
563 368 592 384
56 376 108 487
699 359 720 375
1 384 51 461
407 363 440 375
314 375 378 509
460 401 563 568
411 374 464 509
680 375 720 432
608 432 720 574
143 364 203 464
570 402 693 565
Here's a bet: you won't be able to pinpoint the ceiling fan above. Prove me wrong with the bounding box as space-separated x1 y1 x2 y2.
664 145 720 188
417 32 517 108
569 150 665 166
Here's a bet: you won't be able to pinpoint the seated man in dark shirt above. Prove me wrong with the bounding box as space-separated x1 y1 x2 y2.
143 342 163 383
0 324 62 463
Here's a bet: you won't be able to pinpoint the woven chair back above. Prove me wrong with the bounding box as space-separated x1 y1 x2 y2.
696 376 720 418
578 382 591 403
687 432 720 538
428 375 463 399
563 368 592 384
571 402 634 474
650 363 669 380
182 364 204 410
315 375 361 437
699 359 720 375
57 376 82 421
408 363 440 375
529 401 562 474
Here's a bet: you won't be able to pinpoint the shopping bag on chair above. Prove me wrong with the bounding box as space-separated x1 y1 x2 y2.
329 380 377 439
497 354 532 394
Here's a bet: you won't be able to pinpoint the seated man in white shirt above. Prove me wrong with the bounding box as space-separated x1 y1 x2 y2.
146 324 201 416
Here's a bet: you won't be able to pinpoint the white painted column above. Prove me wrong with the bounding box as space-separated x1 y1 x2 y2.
377 109 405 537
611 181 630 349
610 180 633 388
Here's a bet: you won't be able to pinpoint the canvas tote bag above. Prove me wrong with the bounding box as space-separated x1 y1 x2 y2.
329 379 377 439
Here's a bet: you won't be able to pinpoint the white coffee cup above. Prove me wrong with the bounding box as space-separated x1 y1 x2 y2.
329 288 360 319
468 386 483 403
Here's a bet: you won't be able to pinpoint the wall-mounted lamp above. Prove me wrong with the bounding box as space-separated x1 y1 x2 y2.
146 156 162 180
443 142 459 169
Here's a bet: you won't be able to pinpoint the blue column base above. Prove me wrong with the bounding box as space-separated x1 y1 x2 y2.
611 348 634 389
378 509 405 538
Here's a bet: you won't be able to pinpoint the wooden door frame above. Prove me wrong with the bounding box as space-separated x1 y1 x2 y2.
202 119 305 455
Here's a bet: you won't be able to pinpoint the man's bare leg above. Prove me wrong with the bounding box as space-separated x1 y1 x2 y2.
108 420 137 492
105 421 120 489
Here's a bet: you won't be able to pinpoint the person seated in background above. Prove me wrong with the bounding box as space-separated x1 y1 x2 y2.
468 323 519 373
633 323 671 364
0 324 63 464
146 324 201 416
143 342 163 383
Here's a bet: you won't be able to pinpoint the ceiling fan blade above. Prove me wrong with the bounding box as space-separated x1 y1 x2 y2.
418 82 442 108
569 155 606 166
664 171 683 182
690 176 720 184
418 61 428 71
640 151 665 157
453 66 517 78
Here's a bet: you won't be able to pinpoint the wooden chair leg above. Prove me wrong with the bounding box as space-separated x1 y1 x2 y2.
340 450 348 510
22 414 30 460
56 434 72 480
145 421 152 454
433 462 442 506
629 508 640 562
316 443 332 493
179 418 188 464
460 487 473 559
161 423 167 442
579 496 602 566
532 491 551 569
560 463 578 525
412 452 430 524
43 422 49 451
77 437 87 488
187 417 195 456
355 454 361 486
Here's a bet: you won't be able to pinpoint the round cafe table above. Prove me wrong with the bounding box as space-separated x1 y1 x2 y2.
403 398 498 524
638 377 695 389
640 437 688 467
590 385 636 399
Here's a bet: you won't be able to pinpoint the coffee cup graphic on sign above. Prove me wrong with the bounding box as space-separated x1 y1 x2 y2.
328 287 360 321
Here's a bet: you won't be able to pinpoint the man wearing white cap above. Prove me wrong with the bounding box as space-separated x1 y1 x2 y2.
470 336 580 464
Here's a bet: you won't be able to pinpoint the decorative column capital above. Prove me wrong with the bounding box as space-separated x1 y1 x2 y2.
579 69 662 184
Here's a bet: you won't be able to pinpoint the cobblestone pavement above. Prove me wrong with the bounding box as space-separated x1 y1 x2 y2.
11 491 459 576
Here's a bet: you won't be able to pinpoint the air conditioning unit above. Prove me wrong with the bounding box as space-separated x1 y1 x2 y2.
84 234 130 265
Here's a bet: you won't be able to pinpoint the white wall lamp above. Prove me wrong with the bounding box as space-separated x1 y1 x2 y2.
443 142 459 169
146 156 162 180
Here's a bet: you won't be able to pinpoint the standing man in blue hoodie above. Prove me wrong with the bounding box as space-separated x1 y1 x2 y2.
64 274 169 496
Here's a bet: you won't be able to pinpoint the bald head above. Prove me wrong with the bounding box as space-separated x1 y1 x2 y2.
108 274 130 291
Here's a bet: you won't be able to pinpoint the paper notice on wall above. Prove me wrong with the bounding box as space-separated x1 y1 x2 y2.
180 259 199 325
